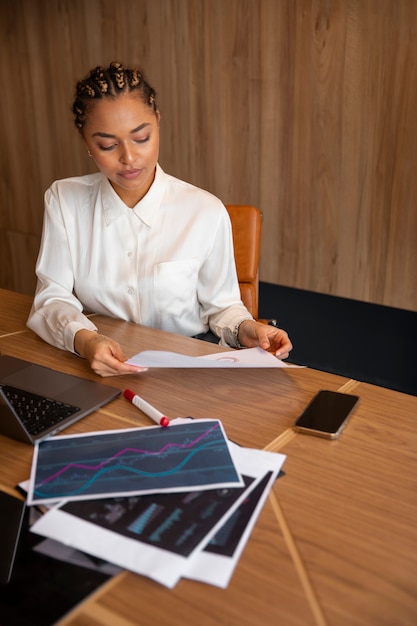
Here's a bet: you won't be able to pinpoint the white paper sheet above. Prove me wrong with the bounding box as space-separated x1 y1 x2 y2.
184 468 279 588
126 347 302 368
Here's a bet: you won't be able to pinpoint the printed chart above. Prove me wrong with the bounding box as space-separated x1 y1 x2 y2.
60 475 253 557
29 420 242 504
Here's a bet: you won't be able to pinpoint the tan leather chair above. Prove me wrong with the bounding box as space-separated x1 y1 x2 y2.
225 204 262 319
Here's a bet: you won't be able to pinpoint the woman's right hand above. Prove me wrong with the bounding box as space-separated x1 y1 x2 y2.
74 329 148 377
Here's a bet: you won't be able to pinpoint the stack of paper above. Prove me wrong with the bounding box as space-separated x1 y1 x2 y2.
28 418 286 588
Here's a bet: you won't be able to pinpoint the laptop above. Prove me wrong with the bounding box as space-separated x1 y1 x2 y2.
0 355 120 445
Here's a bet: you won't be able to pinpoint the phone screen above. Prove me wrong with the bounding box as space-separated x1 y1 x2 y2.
294 390 359 439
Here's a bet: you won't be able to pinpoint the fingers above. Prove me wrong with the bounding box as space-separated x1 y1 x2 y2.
238 322 293 357
81 332 147 377
255 325 293 358
89 349 148 376
90 352 148 377
91 360 148 377
274 335 293 359
275 350 290 360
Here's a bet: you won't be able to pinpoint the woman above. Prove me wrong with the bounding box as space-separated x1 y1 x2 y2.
27 62 292 376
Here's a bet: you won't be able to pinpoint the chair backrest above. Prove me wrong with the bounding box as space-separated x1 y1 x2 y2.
225 204 262 319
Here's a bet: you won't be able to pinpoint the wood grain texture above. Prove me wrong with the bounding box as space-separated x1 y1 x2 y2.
0 287 32 335
0 312 351 451
0 0 416 311
276 382 417 624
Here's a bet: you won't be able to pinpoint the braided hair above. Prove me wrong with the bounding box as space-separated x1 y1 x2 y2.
72 62 158 131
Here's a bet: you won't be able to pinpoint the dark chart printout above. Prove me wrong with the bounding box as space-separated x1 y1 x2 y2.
204 471 273 557
61 476 254 557
31 420 242 503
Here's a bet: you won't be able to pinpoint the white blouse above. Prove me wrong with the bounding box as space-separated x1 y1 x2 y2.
27 164 252 353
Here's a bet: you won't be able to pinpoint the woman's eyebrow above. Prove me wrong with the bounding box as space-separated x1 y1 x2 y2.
131 123 151 133
92 123 151 139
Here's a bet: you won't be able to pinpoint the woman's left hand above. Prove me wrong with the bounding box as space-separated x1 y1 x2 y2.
237 320 293 360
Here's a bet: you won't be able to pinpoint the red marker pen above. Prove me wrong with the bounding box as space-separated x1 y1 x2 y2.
124 389 170 427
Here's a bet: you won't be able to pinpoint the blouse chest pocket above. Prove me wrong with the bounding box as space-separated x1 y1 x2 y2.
154 259 200 317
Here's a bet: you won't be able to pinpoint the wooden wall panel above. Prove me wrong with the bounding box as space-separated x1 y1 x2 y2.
0 0 416 311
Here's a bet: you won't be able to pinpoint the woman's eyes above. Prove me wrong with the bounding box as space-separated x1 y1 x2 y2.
99 136 150 151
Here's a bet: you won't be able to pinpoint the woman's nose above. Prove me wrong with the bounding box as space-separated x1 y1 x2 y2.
120 144 135 164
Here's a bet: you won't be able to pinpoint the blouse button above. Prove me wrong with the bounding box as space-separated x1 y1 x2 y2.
127 251 133 257
127 288 134 295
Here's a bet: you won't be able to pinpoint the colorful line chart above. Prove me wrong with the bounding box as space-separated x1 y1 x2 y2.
29 420 243 505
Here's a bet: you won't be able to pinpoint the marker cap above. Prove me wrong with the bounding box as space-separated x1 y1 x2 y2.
124 389 135 402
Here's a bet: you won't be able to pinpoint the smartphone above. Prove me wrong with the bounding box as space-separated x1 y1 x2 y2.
293 390 359 439
0 490 26 584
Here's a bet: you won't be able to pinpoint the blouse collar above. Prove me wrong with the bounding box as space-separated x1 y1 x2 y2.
101 164 168 227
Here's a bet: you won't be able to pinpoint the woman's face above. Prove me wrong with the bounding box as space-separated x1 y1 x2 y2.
82 93 160 207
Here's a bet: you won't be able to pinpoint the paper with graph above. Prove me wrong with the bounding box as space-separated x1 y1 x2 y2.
30 435 286 588
28 419 243 505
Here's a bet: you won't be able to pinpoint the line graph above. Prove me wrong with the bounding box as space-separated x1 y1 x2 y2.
37 422 221 487
29 420 242 504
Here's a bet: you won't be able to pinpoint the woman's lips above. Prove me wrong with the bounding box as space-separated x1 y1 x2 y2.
119 169 142 180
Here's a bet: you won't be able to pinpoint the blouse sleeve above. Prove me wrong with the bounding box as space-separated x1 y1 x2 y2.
26 184 98 353
197 206 253 343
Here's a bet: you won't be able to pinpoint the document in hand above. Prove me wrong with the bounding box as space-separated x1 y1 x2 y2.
126 347 302 368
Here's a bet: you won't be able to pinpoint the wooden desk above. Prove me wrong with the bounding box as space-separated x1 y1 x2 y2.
1 290 416 624
0 288 32 336
0 315 351 452
0 312 340 625
270 382 417 624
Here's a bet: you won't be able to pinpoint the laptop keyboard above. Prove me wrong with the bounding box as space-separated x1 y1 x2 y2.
1 385 80 435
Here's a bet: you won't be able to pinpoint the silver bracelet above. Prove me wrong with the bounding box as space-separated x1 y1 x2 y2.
233 320 246 348
223 318 252 349
228 317 253 349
